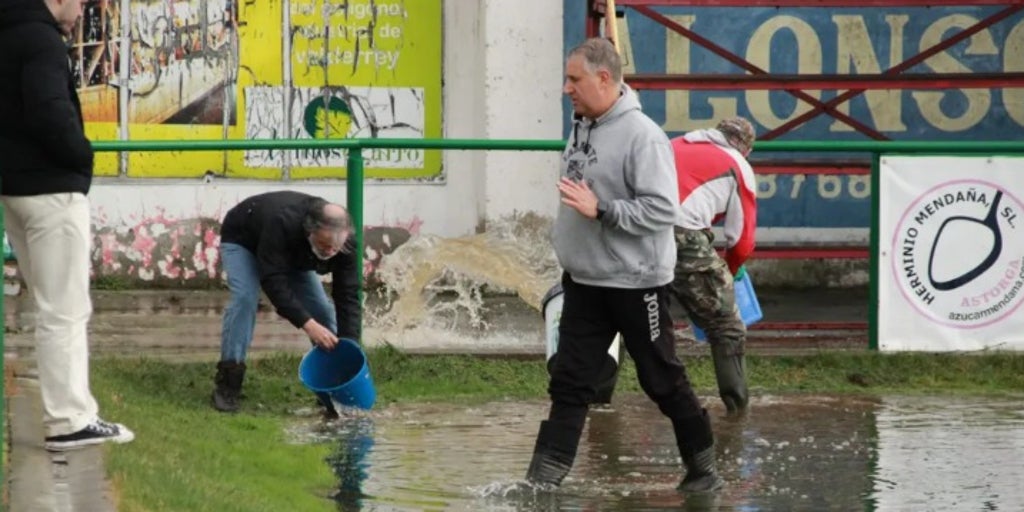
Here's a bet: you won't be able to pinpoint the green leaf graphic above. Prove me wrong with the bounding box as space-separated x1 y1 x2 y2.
303 96 353 139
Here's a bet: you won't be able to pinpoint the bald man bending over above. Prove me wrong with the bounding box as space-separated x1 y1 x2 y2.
213 191 361 418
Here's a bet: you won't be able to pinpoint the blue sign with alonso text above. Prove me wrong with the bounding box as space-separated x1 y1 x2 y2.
562 3 1024 230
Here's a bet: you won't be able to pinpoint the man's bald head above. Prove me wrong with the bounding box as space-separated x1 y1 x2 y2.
304 199 351 233
304 199 352 260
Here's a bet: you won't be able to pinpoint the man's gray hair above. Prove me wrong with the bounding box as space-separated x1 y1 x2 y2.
716 116 756 155
568 37 622 83
303 198 352 234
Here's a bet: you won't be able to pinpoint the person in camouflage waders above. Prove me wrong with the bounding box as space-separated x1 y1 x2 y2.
669 117 758 413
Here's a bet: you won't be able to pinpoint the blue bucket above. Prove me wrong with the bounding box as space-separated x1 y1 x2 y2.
692 272 764 343
299 339 376 410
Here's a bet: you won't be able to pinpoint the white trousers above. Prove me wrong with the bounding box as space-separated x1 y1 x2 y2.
2 193 99 436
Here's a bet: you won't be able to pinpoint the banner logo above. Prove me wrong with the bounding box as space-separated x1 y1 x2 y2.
892 180 1024 328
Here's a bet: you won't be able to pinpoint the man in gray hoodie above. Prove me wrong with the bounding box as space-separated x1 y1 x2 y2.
525 37 723 493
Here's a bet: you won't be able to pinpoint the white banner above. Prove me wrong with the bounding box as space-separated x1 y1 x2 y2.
878 156 1024 352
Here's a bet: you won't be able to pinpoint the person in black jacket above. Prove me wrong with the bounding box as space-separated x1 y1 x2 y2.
213 191 361 416
0 0 134 451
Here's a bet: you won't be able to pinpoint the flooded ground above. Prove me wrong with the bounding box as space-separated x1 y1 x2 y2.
290 394 1024 511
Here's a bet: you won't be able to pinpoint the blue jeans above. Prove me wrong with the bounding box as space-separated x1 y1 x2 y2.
220 242 337 362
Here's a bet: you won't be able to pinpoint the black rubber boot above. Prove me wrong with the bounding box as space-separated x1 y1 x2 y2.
673 410 724 493
212 361 246 412
525 420 583 487
679 446 724 493
710 340 749 413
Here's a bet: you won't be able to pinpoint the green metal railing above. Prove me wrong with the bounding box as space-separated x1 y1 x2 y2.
89 137 1024 351
2 138 1023 476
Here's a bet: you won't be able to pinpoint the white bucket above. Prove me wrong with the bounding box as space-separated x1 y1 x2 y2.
541 283 621 403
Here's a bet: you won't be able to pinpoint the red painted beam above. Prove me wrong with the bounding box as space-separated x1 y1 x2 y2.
751 248 870 259
627 73 1024 91
615 0 1024 6
753 165 870 175
675 321 868 331
751 322 868 331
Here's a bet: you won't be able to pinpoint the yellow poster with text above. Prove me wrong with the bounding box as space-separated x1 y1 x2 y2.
280 0 442 179
77 0 440 180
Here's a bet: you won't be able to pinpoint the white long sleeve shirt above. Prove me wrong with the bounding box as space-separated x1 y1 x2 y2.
671 129 758 274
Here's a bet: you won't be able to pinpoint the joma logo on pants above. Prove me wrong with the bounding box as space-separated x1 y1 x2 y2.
644 292 660 341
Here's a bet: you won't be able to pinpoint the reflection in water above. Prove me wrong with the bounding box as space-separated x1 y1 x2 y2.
291 394 1024 511
326 416 376 511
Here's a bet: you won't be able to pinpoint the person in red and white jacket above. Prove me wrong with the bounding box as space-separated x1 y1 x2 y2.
669 117 757 413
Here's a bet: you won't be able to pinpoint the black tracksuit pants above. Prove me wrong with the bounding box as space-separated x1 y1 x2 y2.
547 272 705 428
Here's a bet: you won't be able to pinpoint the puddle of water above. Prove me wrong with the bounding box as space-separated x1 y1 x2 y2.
871 396 1024 511
287 394 1024 511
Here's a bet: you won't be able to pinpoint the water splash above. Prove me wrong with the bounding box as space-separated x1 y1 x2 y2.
372 214 559 326
365 214 560 353
472 480 550 498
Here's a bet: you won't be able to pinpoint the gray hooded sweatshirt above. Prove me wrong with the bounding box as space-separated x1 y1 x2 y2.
552 84 679 289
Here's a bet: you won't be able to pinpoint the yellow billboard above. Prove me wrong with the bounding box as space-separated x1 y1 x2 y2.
75 0 442 179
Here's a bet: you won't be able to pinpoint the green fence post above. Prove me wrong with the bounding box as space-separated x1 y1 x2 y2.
346 145 365 309
868 153 881 351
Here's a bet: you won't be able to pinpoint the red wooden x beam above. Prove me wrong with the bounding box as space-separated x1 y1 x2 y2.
613 0 1023 6
590 1 1024 140
627 73 1024 91
630 5 889 139
761 4 1024 139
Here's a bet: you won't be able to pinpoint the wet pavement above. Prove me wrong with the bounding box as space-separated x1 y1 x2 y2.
4 362 116 512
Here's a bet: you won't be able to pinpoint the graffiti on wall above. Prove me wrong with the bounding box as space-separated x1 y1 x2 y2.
124 0 238 125
81 213 420 287
73 0 237 125
92 213 223 282
77 0 442 179
4 204 422 292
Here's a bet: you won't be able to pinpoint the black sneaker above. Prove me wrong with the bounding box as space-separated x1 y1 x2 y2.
44 418 135 451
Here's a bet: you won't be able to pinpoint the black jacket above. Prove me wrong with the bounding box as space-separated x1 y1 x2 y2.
0 0 93 196
221 191 361 340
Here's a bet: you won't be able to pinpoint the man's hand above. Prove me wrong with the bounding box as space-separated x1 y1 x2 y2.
303 319 338 351
557 177 600 219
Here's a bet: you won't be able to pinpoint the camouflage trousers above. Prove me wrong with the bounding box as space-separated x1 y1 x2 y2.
670 228 749 411
669 228 746 355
